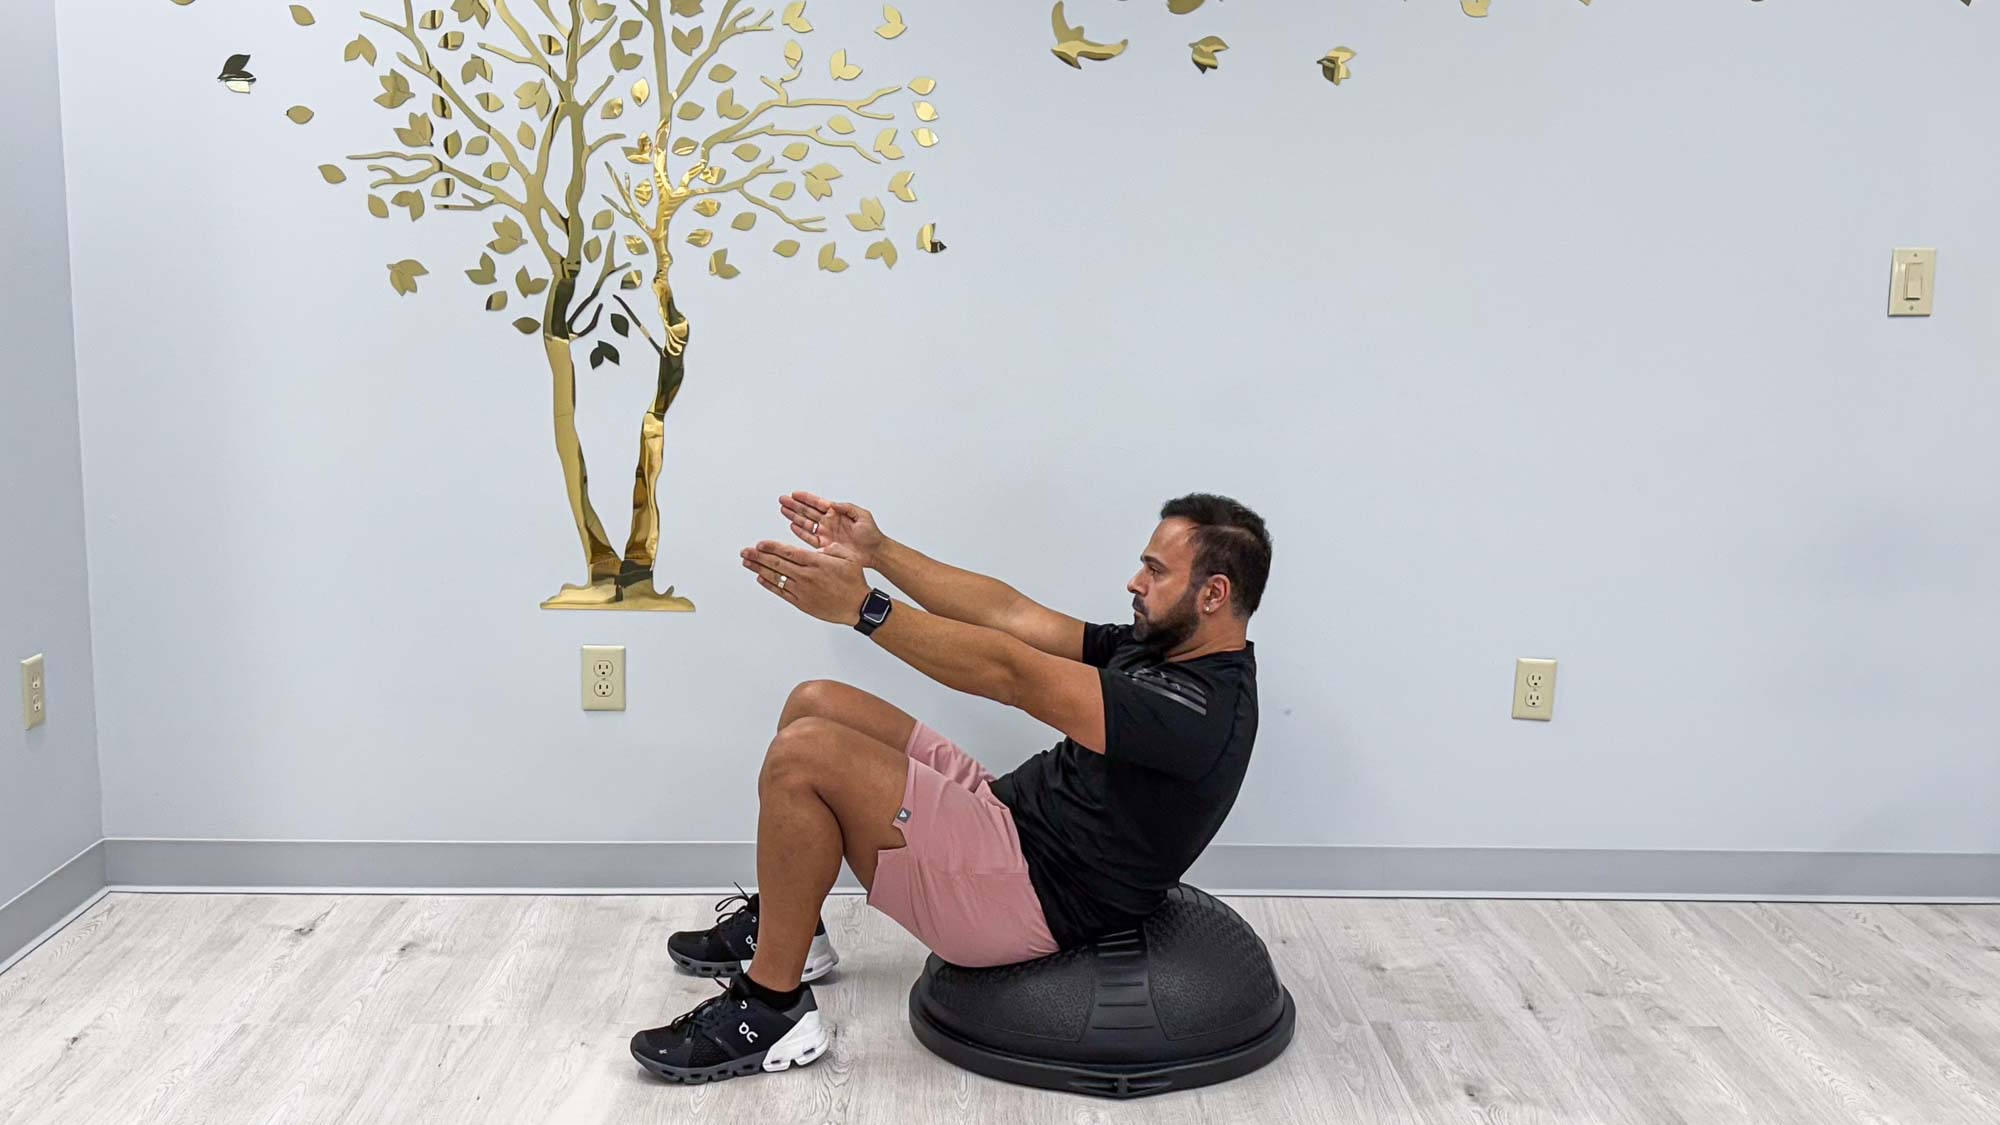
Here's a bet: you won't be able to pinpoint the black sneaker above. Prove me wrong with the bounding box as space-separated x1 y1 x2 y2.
667 888 839 982
630 976 831 1083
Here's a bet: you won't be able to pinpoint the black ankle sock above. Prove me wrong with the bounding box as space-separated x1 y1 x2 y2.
737 973 805 1009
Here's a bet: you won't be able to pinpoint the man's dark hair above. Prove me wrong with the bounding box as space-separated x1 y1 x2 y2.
1159 493 1272 619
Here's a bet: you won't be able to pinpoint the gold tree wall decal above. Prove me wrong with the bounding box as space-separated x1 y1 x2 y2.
212 0 945 611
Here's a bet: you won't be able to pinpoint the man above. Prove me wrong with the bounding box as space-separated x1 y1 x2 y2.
630 492 1271 1084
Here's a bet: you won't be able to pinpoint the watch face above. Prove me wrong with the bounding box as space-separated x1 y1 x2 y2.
862 590 892 623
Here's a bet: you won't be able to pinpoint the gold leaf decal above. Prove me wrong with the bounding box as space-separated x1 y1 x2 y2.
419 9 444 30
909 76 935 95
635 180 654 205
732 143 761 162
1167 0 1204 12
485 161 511 180
585 237 602 262
864 237 898 268
444 131 462 158
318 164 347 185
462 56 492 84
677 101 705 121
717 89 746 119
672 136 699 156
1188 35 1227 73
376 71 414 108
477 92 504 112
539 33 563 56
440 31 464 50
625 235 649 254
517 122 538 150
827 114 855 135
782 2 812 34
465 134 490 155
583 0 613 19
602 97 624 119
485 291 508 311
782 142 810 161
609 41 642 71
817 242 848 273
1461 0 1490 14
687 229 713 247
829 49 861 81
345 36 378 65
516 267 549 296
387 259 427 295
367 194 391 219
453 0 491 25
915 221 944 253
783 41 804 77
731 212 757 231
873 129 903 160
289 4 316 27
633 78 651 106
620 269 645 289
434 93 454 118
877 6 906 39
466 253 497 284
803 162 842 200
489 217 525 254
1050 2 1126 68
589 340 620 368
846 196 885 232
592 209 615 230
710 63 736 83
913 127 937 147
673 25 703 55
709 249 740 279
1319 46 1355 86
512 317 541 335
673 0 703 16
773 239 801 257
395 113 435 148
432 177 456 198
392 190 425 220
770 181 797 201
888 170 916 202
694 198 720 216
914 100 937 122
286 105 315 124
701 163 725 184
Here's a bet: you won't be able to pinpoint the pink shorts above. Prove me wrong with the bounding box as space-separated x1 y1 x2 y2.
866 722 1060 968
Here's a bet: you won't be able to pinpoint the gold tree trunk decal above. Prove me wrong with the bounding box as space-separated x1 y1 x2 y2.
195 0 945 611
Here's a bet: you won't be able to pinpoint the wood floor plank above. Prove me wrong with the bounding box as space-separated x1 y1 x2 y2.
3 892 1997 1124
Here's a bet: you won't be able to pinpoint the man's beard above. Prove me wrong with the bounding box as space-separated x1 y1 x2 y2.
1132 585 1201 655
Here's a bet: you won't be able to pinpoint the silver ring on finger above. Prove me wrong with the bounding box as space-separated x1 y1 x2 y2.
812 521 820 537
777 574 788 590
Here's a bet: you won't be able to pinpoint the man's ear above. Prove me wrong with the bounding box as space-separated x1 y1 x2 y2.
1202 574 1230 615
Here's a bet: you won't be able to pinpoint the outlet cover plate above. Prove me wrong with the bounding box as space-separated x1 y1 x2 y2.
1512 657 1556 721
22 654 46 730
582 645 625 712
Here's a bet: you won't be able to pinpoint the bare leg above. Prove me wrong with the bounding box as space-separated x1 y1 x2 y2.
748 717 909 992
776 679 919 751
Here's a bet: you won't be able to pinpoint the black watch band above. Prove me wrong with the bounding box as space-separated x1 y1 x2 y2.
855 588 893 636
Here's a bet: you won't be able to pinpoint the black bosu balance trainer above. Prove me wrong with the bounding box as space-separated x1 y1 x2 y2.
906 885 1296 1099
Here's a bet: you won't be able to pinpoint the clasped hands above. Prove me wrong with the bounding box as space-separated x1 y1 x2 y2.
740 491 880 626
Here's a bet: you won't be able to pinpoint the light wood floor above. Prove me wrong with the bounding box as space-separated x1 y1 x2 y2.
2 893 1998 1124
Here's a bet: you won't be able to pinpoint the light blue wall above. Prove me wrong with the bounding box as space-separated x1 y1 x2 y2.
2 0 101 905
55 0 1999 854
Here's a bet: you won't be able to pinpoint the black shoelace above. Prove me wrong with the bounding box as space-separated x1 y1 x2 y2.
712 884 755 932
666 981 736 1035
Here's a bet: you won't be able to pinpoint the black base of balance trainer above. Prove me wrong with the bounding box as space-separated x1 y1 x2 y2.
907 885 1296 1099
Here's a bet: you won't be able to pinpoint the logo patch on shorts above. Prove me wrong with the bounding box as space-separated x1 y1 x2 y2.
896 807 911 823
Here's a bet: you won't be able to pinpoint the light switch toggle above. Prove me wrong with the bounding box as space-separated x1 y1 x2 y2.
1889 248 1936 317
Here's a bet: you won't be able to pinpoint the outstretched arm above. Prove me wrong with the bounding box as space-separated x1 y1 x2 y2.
779 492 1086 660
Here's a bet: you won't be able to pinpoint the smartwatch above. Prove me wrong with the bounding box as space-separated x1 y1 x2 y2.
855 588 894 636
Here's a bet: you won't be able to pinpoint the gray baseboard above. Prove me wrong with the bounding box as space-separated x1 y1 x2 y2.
96 838 2000 902
0 842 109 974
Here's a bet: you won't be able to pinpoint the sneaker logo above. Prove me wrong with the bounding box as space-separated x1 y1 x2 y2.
740 1022 759 1043
896 808 911 823
746 934 757 950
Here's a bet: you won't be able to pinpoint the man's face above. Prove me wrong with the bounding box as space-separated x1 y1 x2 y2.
1128 519 1205 653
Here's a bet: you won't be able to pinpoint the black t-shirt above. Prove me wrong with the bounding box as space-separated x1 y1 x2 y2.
990 623 1258 948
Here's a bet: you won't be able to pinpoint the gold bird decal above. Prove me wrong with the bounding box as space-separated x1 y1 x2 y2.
1319 46 1355 86
1188 35 1228 74
915 222 945 254
1050 2 1127 69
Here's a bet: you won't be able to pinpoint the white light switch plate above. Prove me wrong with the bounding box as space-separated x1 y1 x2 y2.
22 654 46 730
1889 248 1936 317
582 645 625 712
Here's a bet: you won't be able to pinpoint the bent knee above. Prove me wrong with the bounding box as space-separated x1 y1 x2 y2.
761 717 843 787
779 679 851 730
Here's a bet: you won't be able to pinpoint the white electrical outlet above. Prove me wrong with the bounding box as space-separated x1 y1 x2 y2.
22 654 46 730
1512 658 1556 721
582 645 625 712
